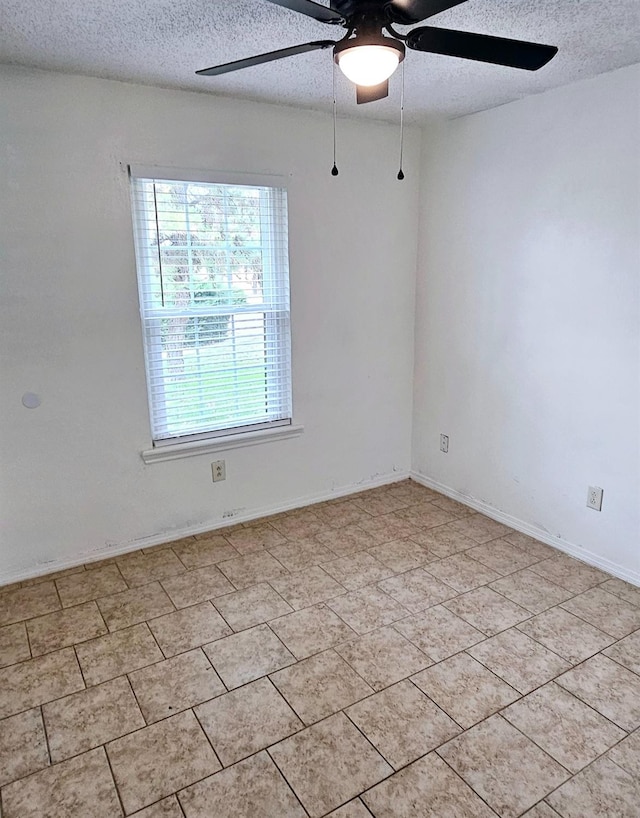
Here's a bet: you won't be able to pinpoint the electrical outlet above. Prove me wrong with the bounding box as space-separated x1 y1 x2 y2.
587 486 603 511
440 434 449 453
211 460 226 482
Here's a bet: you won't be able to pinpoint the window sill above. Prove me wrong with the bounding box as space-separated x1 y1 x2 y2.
141 423 304 464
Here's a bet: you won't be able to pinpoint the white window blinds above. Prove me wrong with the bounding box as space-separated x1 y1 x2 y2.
130 170 292 445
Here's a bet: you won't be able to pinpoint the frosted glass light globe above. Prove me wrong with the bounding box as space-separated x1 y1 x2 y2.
337 45 401 87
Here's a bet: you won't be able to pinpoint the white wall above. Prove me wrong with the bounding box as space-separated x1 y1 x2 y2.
0 66 420 581
413 64 640 581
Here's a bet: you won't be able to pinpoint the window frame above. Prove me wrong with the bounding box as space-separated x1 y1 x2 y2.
129 165 295 453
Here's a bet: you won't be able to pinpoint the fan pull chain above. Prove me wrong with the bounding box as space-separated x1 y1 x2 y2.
331 61 339 176
397 59 405 181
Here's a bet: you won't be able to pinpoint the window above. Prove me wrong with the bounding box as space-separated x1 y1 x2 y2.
130 167 292 446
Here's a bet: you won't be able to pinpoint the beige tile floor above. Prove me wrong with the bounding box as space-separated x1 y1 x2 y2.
1 480 639 817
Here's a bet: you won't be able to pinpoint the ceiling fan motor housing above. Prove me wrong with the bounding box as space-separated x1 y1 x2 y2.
331 0 387 18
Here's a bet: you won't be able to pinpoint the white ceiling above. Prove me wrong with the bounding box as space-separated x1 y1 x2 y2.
1 0 639 122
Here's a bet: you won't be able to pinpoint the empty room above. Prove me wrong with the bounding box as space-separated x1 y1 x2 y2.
1 1 639 816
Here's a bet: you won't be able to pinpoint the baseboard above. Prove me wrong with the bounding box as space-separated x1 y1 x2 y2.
7 468 638 590
411 470 640 588
0 469 410 587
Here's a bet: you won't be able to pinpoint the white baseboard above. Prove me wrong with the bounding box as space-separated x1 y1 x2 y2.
0 469 410 587
411 470 640 588
6 468 638 590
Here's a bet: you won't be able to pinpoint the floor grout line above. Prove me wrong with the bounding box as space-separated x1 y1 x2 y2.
433 752 504 817
263 749 312 817
101 743 127 817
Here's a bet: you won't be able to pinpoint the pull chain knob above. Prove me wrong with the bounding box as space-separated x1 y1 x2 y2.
331 62 339 177
397 59 405 181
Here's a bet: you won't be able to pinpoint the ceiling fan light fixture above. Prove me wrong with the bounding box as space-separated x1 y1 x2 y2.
334 37 405 87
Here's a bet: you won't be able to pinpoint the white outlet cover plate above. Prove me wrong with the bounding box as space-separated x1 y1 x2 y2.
211 461 226 482
587 486 603 511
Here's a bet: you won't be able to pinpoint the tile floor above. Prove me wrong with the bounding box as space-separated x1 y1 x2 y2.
1 480 639 817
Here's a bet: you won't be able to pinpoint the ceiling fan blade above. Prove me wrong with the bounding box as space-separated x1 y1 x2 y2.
265 0 345 23
386 0 467 25
356 80 389 104
196 40 336 76
407 26 558 70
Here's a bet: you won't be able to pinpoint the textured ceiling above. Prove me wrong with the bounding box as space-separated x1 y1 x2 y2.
1 0 639 122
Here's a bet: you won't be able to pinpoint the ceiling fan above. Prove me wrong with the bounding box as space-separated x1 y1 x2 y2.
196 0 558 104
